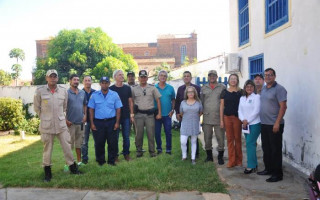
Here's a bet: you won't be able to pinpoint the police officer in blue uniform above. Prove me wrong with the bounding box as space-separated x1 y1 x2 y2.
88 76 123 166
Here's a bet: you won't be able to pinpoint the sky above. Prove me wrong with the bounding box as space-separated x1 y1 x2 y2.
0 0 230 80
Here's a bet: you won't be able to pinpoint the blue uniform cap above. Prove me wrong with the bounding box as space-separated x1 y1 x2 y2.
100 76 110 82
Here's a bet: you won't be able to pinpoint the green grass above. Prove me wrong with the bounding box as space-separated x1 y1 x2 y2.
0 130 226 193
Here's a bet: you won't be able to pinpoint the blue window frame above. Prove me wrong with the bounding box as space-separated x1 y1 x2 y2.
249 54 264 80
265 0 288 33
239 0 249 46
180 45 187 64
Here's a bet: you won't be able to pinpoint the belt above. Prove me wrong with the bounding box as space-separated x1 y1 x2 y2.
94 117 116 121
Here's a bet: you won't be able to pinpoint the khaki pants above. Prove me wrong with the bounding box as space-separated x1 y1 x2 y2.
134 113 155 154
202 124 225 151
41 130 74 166
68 124 85 149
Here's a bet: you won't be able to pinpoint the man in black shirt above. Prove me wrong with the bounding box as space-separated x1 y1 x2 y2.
110 70 134 161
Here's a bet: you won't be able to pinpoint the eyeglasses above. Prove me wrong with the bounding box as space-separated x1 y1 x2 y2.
143 89 146 96
187 91 194 94
264 74 274 77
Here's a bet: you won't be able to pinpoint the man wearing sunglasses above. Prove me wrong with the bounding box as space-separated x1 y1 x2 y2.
131 70 162 157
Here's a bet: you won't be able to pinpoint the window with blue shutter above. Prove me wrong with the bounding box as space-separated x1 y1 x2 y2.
265 0 288 33
180 45 187 64
239 0 249 46
249 54 264 80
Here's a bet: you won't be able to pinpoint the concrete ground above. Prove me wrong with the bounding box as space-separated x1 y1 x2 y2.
0 132 309 200
197 132 310 200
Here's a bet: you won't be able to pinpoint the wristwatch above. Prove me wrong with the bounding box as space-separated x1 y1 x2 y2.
130 114 134 117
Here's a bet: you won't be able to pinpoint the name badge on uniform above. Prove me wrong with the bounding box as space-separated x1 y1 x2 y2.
248 99 252 104
43 100 48 104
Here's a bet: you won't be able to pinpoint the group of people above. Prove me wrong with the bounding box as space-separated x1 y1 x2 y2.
34 67 287 183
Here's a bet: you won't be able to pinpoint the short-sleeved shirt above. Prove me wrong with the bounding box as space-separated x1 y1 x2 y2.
260 82 287 125
88 90 123 119
175 83 201 114
155 83 175 116
66 89 87 124
131 84 161 110
82 88 96 123
220 89 243 117
180 100 203 136
110 84 132 119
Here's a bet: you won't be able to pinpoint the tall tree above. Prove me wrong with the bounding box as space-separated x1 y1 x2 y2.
33 27 138 84
9 48 25 86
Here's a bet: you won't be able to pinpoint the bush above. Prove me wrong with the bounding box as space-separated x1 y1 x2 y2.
19 118 40 135
0 97 24 131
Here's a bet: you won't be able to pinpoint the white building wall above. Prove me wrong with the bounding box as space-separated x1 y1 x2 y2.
229 0 320 173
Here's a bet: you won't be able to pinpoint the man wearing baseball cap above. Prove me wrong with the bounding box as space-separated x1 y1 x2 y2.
127 71 136 86
200 70 226 165
33 69 81 182
253 74 264 94
131 70 161 157
88 76 122 166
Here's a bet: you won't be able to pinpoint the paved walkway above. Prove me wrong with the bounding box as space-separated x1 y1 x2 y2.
0 133 309 200
0 188 230 200
198 133 310 200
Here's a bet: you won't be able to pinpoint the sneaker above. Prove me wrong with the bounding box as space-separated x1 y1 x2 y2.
77 162 84 167
191 159 196 165
82 160 88 164
64 164 69 172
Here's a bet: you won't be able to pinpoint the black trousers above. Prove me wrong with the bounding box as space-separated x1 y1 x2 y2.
261 124 284 177
92 119 117 165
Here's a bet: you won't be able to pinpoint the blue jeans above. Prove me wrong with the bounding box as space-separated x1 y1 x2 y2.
155 116 172 153
81 122 91 161
116 117 131 156
245 123 261 169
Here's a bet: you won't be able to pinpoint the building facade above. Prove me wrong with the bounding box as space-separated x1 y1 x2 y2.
229 0 320 173
118 32 197 73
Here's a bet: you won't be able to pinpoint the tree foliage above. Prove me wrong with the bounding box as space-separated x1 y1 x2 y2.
9 48 25 63
154 63 173 82
33 27 138 85
0 69 12 86
9 48 25 86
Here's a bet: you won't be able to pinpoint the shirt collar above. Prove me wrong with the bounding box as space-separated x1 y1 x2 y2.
46 84 58 92
156 83 167 89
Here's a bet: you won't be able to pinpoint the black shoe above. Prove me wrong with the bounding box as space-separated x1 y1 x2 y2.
204 150 213 162
136 153 143 158
218 151 224 165
266 175 283 182
257 170 272 175
166 152 172 155
150 153 157 157
44 166 52 182
157 151 162 155
244 167 257 174
82 160 88 164
69 162 82 174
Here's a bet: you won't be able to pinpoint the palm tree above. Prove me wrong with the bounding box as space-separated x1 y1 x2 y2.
9 48 25 86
